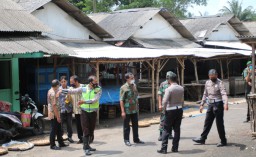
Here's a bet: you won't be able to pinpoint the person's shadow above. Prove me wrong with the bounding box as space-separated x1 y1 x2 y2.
84 150 123 156
227 143 247 151
178 149 205 154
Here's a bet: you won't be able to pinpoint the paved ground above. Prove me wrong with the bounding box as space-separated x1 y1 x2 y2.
3 98 256 157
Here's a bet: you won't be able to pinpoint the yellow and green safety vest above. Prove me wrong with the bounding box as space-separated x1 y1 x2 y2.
80 85 101 112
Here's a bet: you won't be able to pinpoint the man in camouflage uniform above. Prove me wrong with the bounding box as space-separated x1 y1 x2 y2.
120 72 144 146
157 71 173 141
193 69 228 147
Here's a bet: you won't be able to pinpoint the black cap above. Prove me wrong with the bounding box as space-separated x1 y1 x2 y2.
51 79 60 87
208 69 217 75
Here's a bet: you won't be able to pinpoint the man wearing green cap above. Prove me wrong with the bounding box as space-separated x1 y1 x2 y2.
157 71 173 141
242 61 252 122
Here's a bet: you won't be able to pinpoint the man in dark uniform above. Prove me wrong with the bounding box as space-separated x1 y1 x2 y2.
193 69 228 147
158 72 173 141
157 71 184 154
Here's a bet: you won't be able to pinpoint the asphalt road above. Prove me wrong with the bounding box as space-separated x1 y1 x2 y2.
3 99 256 157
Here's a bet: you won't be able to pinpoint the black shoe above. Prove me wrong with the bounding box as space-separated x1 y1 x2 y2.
172 148 178 152
192 137 205 144
77 139 83 144
50 146 61 150
243 120 250 123
68 138 74 143
217 142 227 147
59 143 69 147
134 140 145 144
157 149 167 154
169 135 173 139
89 146 96 151
124 141 132 146
84 149 92 156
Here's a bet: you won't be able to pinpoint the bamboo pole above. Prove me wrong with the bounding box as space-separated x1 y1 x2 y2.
156 60 160 111
227 60 231 79
53 57 57 78
72 58 75 75
96 62 100 125
181 59 185 86
151 60 155 113
192 59 199 83
252 44 255 94
219 60 224 79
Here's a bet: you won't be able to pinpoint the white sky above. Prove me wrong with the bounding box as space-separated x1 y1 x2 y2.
188 0 256 16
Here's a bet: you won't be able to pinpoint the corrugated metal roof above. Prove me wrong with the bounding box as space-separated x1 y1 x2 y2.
244 22 256 36
15 0 51 13
132 38 201 49
89 8 195 41
0 36 76 55
180 15 251 41
62 41 250 59
16 0 112 39
0 0 51 32
204 41 251 50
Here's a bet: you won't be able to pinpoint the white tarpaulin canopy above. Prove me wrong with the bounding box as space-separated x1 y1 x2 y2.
64 41 251 60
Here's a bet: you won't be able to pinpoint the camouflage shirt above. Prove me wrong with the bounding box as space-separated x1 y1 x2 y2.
158 80 170 106
120 83 138 114
47 88 60 119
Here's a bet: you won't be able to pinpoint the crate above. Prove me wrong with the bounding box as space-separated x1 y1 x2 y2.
108 106 116 119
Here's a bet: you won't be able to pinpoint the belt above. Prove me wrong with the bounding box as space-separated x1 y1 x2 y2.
166 105 182 111
208 99 222 104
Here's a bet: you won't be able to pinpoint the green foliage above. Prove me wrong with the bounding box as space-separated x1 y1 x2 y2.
68 0 208 17
219 0 256 21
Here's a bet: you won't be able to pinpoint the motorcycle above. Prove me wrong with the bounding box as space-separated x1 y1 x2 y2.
0 94 45 144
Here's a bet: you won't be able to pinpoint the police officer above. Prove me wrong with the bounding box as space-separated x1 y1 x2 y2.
193 69 228 147
63 75 102 156
157 71 184 154
158 71 173 141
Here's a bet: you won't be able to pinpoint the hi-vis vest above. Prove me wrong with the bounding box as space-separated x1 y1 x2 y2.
80 85 100 112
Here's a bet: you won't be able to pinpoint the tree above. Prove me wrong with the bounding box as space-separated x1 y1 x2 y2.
68 0 118 13
68 0 208 18
219 0 256 21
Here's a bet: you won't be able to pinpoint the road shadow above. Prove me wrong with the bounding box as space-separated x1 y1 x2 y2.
227 143 247 151
179 149 205 154
61 146 81 152
88 150 123 156
132 141 156 147
92 141 107 146
180 137 195 140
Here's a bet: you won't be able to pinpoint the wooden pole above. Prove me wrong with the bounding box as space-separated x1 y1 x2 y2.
192 59 199 83
122 63 125 84
53 57 57 78
156 60 160 110
177 66 180 85
72 58 75 75
151 60 155 113
227 60 230 79
219 60 224 79
181 59 185 86
96 62 100 125
116 64 119 86
252 44 255 94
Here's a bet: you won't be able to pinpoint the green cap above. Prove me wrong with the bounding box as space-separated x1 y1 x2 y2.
247 61 252 65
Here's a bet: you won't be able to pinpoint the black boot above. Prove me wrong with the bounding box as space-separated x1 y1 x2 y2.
83 137 92 156
89 135 94 144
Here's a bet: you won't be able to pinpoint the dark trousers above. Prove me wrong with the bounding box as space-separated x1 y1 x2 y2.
245 84 251 121
201 102 227 143
75 114 83 140
80 110 97 137
61 111 73 138
161 109 183 150
50 118 64 147
160 113 173 135
123 113 140 142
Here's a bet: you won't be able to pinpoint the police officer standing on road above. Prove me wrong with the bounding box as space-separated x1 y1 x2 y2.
193 69 228 147
157 71 173 141
157 71 184 154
